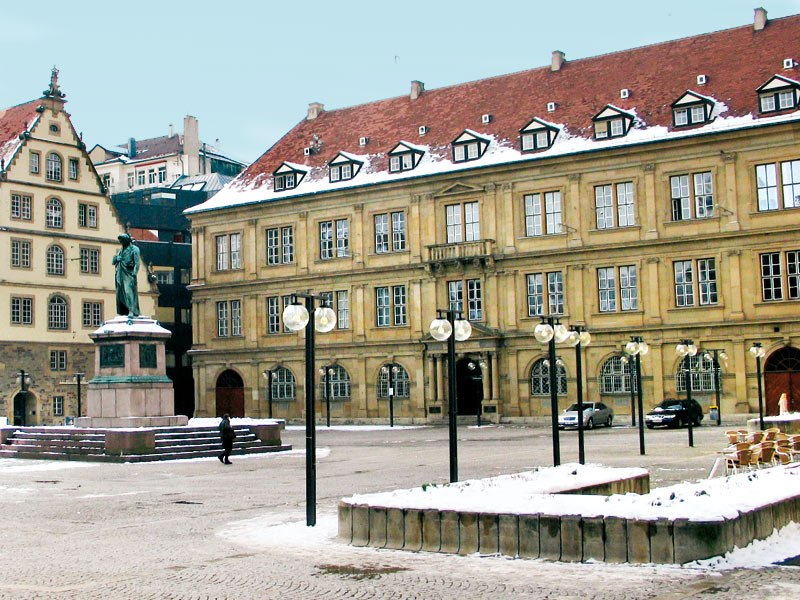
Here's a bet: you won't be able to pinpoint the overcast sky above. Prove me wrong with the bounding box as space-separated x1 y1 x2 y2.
1 0 798 164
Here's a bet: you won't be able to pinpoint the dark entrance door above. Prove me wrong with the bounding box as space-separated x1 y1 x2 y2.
456 358 484 416
215 370 245 417
765 347 800 415
13 393 26 426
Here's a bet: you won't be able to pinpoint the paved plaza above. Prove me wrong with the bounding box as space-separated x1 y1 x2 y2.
1 420 799 599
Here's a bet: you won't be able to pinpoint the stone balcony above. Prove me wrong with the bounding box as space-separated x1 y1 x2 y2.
425 239 495 273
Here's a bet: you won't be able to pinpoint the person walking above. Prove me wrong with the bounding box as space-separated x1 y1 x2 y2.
218 414 235 464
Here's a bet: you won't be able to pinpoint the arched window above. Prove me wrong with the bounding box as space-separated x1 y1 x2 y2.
377 364 410 398
46 245 65 275
319 365 351 400
46 152 62 181
48 295 68 329
600 356 637 394
675 354 719 392
46 197 63 228
530 358 567 396
271 367 296 401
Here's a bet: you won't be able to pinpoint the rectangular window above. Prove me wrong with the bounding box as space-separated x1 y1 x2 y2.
789 251 800 300
527 272 564 316
78 203 98 228
336 219 349 257
230 299 242 336
393 285 407 325
30 151 40 174
11 240 31 268
127 172 135 189
620 265 638 311
376 287 390 326
82 301 103 327
756 163 780 211
158 166 167 183
267 297 280 334
53 396 64 417
267 228 279 265
547 271 564 315
11 194 32 220
466 279 482 321
671 172 714 220
526 273 544 316
282 295 293 333
392 212 406 251
11 297 33 325
137 170 145 186
674 258 717 307
319 220 349 259
781 159 800 209
320 221 333 259
448 280 463 313
674 260 695 307
596 182 635 229
69 158 79 180
50 350 67 371
148 168 157 184
216 301 229 337
375 212 406 253
375 214 389 253
446 202 479 243
524 191 562 236
595 185 614 229
598 267 617 312
80 247 100 274
230 233 242 269
216 235 229 271
336 290 350 329
760 250 800 301
697 258 718 305
281 227 294 263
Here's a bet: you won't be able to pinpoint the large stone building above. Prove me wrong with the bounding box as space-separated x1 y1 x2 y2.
186 9 800 423
0 72 156 425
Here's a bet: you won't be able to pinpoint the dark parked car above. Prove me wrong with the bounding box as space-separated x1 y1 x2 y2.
645 398 703 429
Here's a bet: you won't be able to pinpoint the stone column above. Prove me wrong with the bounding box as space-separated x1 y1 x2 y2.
726 249 745 320
641 163 659 239
645 257 662 325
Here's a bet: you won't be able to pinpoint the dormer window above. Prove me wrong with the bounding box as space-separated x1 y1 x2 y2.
329 152 363 183
272 162 307 192
592 105 634 140
757 75 800 113
672 91 715 127
452 130 490 163
388 142 425 173
519 117 559 152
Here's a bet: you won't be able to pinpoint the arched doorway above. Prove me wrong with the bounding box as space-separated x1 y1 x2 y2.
765 347 800 415
215 370 245 417
12 391 36 426
456 358 483 416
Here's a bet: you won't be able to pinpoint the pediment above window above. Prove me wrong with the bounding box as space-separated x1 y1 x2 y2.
757 74 800 113
388 141 425 173
451 130 490 163
434 181 484 198
519 117 559 152
671 91 715 127
592 105 635 140
328 152 363 182
272 162 307 191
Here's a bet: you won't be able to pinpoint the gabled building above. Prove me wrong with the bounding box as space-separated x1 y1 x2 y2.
0 71 156 425
89 116 245 196
186 9 800 422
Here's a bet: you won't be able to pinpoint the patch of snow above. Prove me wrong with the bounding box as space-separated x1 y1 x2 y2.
689 522 800 570
218 512 339 549
0 459 97 474
284 425 426 431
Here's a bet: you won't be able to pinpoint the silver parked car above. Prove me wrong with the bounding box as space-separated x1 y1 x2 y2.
558 402 614 429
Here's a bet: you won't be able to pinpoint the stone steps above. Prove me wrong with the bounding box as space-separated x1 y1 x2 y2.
0 425 290 462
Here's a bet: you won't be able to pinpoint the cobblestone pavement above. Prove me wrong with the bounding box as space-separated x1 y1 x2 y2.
1 421 799 599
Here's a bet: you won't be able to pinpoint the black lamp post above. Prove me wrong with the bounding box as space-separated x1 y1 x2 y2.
74 373 84 418
15 370 31 426
676 339 698 447
319 366 334 428
430 309 472 483
702 350 727 426
282 293 337 527
623 353 636 427
381 363 401 427
625 337 648 455
262 369 276 419
569 326 591 465
749 343 766 430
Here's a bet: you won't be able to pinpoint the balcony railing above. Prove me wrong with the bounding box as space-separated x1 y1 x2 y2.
426 239 495 270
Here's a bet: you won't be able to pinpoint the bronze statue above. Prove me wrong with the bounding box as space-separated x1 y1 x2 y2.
113 233 141 317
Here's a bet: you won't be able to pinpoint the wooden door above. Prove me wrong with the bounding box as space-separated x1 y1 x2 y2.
215 370 245 417
764 347 800 415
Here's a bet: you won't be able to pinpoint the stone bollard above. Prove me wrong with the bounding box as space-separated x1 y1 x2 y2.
603 516 627 563
404 510 423 551
582 516 605 562
337 502 353 542
498 514 519 557
518 514 541 559
351 505 370 547
673 519 731 564
458 512 479 555
385 508 405 549
439 511 460 554
559 515 583 562
626 519 651 564
649 518 674 564
422 510 441 552
369 507 388 548
479 514 499 555
539 515 562 560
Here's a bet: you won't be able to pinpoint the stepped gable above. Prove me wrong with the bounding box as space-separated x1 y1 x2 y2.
235 14 800 191
0 99 41 170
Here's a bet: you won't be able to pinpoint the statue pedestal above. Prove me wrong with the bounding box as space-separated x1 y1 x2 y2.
75 316 188 428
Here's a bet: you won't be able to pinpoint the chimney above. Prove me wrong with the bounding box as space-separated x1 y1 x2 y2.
410 80 425 100
307 102 325 120
754 7 767 31
183 115 200 176
169 123 174 137
128 137 136 158
551 50 566 72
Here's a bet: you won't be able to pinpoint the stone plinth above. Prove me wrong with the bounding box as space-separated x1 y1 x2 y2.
76 316 187 428
747 416 800 434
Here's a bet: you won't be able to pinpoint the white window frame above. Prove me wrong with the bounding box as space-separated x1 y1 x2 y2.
524 192 562 236
11 296 33 325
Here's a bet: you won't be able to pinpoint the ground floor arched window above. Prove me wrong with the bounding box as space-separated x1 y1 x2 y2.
530 358 566 396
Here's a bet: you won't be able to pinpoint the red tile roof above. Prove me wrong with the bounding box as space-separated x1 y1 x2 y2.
0 99 41 170
237 14 800 191
128 227 160 242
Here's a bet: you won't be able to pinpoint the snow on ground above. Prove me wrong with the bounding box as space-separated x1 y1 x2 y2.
0 458 96 474
285 425 426 431
344 463 800 522
692 522 800 570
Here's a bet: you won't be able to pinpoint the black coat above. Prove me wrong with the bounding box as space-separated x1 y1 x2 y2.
219 418 235 444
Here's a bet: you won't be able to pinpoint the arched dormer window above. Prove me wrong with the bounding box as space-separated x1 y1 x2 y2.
520 117 559 152
388 142 425 173
757 74 800 113
46 152 62 182
272 162 307 192
329 152 363 183
452 130 490 163
46 244 65 275
48 295 68 330
672 91 715 127
592 105 634 140
46 197 63 228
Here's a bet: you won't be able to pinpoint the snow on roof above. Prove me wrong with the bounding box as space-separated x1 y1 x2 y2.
0 100 41 171
186 14 800 216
